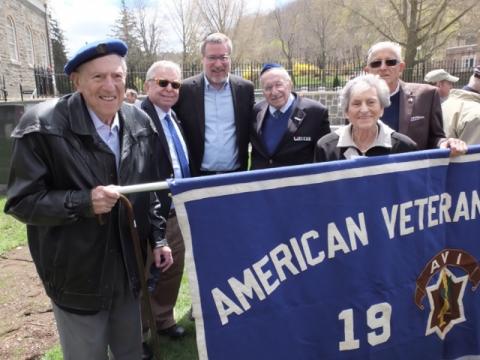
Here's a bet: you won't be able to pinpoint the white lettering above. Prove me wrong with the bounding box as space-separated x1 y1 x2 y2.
399 201 414 236
212 288 244 326
270 244 299 281
346 213 368 250
228 269 266 311
428 195 439 227
301 230 325 266
381 205 397 239
253 255 279 295
453 192 470 222
328 222 350 258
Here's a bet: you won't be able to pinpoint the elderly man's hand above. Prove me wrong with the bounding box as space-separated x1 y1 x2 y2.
91 185 120 214
153 246 173 272
439 138 468 157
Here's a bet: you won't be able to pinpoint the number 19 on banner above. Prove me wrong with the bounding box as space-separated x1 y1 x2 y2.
338 302 392 351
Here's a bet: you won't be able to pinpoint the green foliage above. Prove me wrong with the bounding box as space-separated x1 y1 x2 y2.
333 74 340 88
40 274 197 360
0 197 27 255
41 345 62 360
1 196 198 359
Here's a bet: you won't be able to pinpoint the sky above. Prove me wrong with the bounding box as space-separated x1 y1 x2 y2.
48 0 288 57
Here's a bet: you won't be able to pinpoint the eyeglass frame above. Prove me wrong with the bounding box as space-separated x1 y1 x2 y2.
204 54 231 63
148 78 182 89
368 59 399 68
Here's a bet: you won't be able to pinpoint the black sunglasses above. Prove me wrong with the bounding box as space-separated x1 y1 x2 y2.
369 59 399 68
151 78 181 89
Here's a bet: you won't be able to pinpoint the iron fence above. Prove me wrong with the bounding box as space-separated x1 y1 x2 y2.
36 59 476 97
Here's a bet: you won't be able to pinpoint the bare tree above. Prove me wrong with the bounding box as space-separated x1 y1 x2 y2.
131 0 163 66
197 0 246 40
168 0 201 65
338 0 479 73
273 4 300 84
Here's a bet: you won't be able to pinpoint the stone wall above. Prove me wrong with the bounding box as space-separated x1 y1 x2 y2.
298 90 343 125
0 0 50 101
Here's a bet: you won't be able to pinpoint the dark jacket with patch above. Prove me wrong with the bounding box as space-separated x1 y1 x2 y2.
250 94 330 169
4 92 167 312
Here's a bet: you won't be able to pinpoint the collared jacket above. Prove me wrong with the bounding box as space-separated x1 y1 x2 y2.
315 121 418 161
251 94 330 169
4 92 168 312
442 89 480 145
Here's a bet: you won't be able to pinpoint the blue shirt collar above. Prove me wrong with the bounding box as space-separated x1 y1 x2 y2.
88 107 120 132
204 74 230 90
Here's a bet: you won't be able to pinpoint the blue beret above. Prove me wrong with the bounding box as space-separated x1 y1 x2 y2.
64 38 128 75
260 63 282 76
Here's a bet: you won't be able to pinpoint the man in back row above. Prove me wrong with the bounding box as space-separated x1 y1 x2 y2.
364 41 466 155
442 65 480 145
174 33 255 176
424 69 459 103
250 63 330 169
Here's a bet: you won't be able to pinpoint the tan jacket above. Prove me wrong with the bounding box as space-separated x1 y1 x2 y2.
442 89 480 145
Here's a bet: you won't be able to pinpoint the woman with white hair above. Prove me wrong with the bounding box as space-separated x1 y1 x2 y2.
315 74 417 161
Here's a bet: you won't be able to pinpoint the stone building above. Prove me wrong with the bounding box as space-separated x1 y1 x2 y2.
445 31 479 70
0 0 53 101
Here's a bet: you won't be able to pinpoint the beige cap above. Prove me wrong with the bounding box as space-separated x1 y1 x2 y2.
424 69 459 83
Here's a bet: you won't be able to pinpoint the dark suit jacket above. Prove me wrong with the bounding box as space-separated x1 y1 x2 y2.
398 81 445 150
173 73 255 176
250 95 330 169
141 97 190 181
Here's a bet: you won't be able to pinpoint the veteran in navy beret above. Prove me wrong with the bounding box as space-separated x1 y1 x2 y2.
4 38 173 360
250 63 331 169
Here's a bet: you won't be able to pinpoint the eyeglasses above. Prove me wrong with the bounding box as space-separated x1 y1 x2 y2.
263 81 287 93
149 78 181 89
205 55 230 63
369 59 399 68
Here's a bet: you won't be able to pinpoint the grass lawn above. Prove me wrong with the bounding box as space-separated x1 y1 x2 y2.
0 196 198 360
0 197 27 255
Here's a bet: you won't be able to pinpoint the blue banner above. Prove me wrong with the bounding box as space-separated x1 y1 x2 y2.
169 146 480 360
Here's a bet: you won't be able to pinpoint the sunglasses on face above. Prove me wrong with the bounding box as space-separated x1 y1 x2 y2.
369 59 399 68
150 78 181 89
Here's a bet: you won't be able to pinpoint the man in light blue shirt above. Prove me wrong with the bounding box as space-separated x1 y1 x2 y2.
174 33 255 176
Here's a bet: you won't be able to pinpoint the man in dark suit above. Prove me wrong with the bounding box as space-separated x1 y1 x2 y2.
141 60 189 344
364 41 466 155
250 64 330 169
173 33 254 176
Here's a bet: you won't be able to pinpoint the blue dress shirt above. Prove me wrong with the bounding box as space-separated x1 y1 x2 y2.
202 75 239 172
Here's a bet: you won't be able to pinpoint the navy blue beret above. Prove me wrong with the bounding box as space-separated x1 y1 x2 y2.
64 38 128 75
260 63 282 76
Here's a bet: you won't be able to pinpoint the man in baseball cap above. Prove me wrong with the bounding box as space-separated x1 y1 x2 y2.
424 69 459 102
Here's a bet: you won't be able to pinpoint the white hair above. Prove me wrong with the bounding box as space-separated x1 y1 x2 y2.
340 74 391 115
146 60 182 81
367 41 403 64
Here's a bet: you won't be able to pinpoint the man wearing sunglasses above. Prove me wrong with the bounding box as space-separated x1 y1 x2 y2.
365 41 466 155
141 61 189 349
173 33 255 176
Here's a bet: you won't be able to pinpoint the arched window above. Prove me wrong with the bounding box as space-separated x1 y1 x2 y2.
6 16 19 61
26 26 35 66
39 33 48 67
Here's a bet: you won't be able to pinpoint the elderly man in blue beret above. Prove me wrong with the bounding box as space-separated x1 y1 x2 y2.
250 63 330 169
4 39 173 360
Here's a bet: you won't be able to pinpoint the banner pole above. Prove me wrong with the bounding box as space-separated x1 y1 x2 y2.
117 181 170 194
